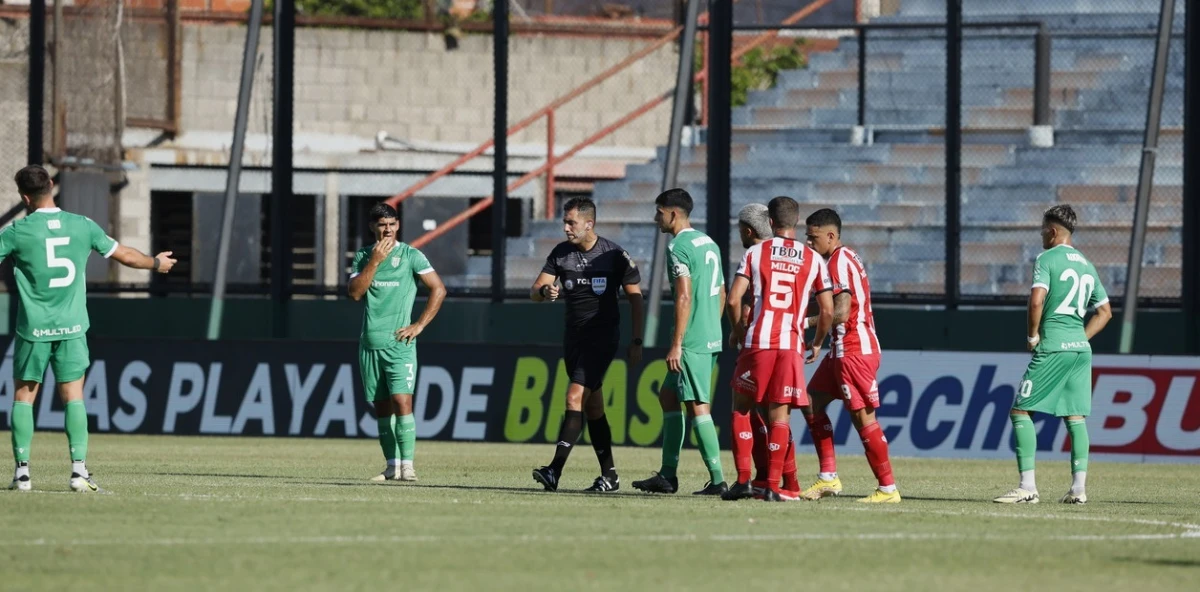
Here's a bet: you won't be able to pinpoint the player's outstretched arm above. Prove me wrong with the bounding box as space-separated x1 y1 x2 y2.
726 275 749 348
395 270 447 344
110 245 176 273
531 272 558 302
1026 287 1047 350
1084 301 1113 341
808 289 834 363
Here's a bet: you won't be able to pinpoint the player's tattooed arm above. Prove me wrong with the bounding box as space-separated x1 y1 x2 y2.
1026 287 1047 350
395 270 447 344
808 289 834 363
726 275 750 349
348 237 394 301
808 292 850 327
111 245 176 273
531 272 559 302
1084 300 1113 341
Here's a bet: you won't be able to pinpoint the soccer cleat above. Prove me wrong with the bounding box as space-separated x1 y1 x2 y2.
692 481 729 496
631 472 678 494
399 465 418 482
69 473 105 494
370 466 398 482
8 474 31 492
993 488 1040 504
532 466 559 492
751 479 768 499
1059 490 1087 504
762 489 787 502
721 481 756 501
583 474 619 493
801 476 843 500
857 488 902 504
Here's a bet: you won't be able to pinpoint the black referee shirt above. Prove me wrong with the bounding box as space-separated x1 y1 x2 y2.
541 236 641 337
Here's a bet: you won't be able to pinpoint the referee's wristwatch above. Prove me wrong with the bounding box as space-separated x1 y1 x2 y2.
631 338 643 346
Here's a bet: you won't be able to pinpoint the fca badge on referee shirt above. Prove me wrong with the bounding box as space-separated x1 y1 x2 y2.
391 256 400 268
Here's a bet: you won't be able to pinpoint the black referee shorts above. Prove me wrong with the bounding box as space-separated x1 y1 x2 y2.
563 332 619 392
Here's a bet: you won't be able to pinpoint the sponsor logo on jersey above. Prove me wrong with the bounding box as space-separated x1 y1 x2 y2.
371 280 401 288
770 245 803 261
591 277 607 295
1061 341 1089 350
623 251 636 269
707 340 722 349
47 220 61 230
32 325 82 338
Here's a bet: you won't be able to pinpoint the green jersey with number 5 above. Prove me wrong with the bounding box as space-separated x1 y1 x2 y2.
0 208 118 342
667 228 724 354
1031 244 1109 353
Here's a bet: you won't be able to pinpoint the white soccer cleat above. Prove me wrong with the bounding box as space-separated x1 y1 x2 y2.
993 488 1039 504
8 476 31 491
399 465 418 482
69 474 106 494
370 466 398 482
1059 490 1087 504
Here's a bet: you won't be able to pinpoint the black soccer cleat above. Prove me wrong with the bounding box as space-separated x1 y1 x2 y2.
762 489 786 502
583 474 620 493
721 481 756 501
693 481 729 496
631 472 678 494
532 466 559 492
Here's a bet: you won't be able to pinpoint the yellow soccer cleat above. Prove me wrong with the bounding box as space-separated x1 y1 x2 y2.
801 476 843 500
857 488 902 503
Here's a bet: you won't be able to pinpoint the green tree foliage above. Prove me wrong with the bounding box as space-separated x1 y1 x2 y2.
730 42 807 106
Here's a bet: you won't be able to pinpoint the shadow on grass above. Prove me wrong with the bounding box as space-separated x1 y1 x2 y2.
1115 557 1200 568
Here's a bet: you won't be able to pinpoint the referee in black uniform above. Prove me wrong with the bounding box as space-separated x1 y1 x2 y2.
530 197 644 492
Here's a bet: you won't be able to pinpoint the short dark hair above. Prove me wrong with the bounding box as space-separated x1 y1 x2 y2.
655 188 693 215
1043 204 1077 233
563 197 596 220
369 202 399 224
14 165 52 199
805 208 842 233
767 195 800 229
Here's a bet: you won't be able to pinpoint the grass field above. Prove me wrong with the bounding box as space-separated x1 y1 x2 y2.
2 432 1198 591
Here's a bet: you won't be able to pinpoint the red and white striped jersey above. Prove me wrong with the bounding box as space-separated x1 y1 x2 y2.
736 237 832 351
827 246 881 357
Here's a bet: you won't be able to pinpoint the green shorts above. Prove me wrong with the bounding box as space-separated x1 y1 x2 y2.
14 336 90 383
358 342 418 402
1014 350 1093 417
663 350 719 404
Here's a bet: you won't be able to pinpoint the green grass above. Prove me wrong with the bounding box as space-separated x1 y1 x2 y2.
2 433 1198 591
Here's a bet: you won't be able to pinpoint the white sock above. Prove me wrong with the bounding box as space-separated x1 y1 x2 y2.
879 484 897 493
1019 469 1036 492
818 472 837 481
14 463 29 478
400 460 414 468
72 462 88 479
1071 471 1086 494
386 459 399 467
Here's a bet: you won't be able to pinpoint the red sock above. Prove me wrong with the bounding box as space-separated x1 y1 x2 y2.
783 430 799 491
731 410 754 483
806 412 837 474
860 421 895 487
767 421 790 491
751 410 769 483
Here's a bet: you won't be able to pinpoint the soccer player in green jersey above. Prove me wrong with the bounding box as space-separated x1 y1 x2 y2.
5 165 176 493
348 203 446 483
632 188 728 495
994 204 1112 505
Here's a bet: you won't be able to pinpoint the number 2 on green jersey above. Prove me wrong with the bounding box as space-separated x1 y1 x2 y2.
1053 268 1095 318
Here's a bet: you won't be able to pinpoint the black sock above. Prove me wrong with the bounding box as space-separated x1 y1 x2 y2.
549 410 584 473
588 416 617 478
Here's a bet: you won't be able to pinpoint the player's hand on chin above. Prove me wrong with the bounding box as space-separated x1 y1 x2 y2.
395 323 424 344
371 237 395 263
666 345 682 373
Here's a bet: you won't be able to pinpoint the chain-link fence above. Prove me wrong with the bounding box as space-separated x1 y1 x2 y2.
0 17 30 183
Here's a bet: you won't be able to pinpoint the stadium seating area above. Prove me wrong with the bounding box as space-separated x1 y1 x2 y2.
495 0 1184 300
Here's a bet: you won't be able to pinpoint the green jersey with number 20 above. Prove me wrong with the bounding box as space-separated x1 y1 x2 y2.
0 208 118 342
1031 244 1109 353
667 228 724 354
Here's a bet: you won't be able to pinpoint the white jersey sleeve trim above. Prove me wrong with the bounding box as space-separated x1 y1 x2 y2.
103 242 119 259
1093 297 1110 307
1031 282 1049 291
349 272 360 279
417 267 435 275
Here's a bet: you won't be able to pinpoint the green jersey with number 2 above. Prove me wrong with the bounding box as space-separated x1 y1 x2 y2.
1031 244 1109 353
667 228 724 354
0 208 118 342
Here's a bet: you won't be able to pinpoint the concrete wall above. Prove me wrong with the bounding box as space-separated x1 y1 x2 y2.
178 24 678 149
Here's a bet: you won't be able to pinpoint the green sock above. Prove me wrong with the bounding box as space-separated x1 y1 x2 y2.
11 401 33 463
693 414 724 484
659 410 684 479
377 416 398 462
397 414 416 462
1067 419 1089 473
64 400 88 463
1011 413 1036 472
